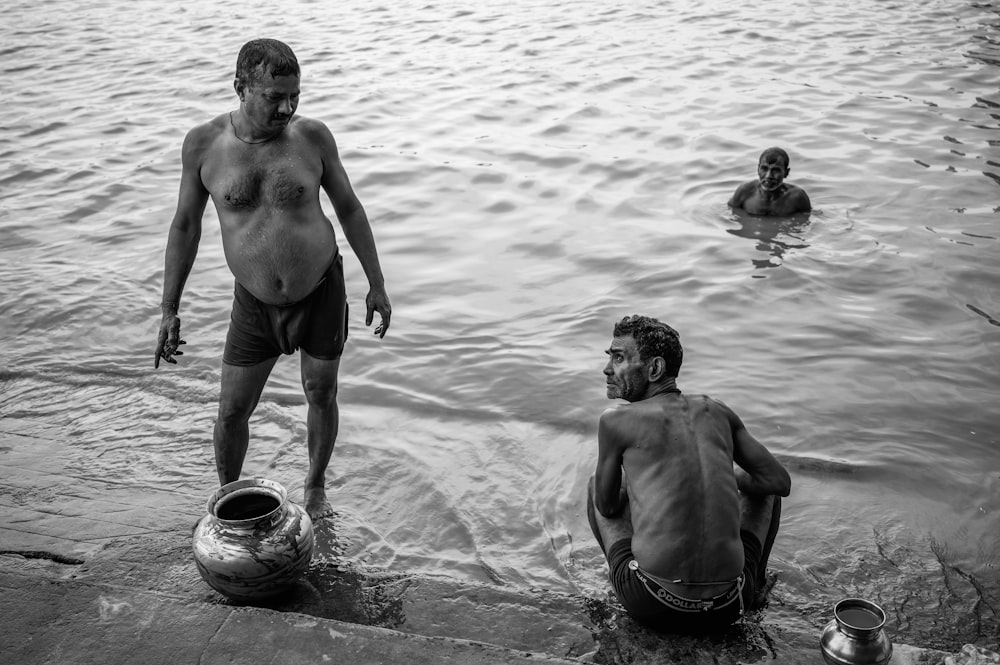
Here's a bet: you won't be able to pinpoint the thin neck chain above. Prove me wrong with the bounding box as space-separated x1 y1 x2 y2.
229 111 277 145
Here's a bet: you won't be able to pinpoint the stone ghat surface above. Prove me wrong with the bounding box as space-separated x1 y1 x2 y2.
0 416 951 664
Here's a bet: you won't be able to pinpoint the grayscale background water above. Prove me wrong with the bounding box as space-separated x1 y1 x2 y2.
2 0 998 651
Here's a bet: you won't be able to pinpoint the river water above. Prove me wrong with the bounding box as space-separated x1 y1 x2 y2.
2 0 998 651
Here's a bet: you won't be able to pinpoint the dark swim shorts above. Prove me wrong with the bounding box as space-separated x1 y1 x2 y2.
223 253 348 366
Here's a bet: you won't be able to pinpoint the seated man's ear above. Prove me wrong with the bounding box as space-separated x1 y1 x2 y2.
647 356 667 381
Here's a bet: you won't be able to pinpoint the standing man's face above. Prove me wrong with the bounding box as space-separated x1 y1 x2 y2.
238 67 300 130
604 335 648 402
757 156 789 192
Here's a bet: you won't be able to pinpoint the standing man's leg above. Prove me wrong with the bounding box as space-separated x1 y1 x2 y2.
215 358 279 484
300 350 341 519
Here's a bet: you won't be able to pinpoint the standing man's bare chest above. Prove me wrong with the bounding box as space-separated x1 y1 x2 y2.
202 143 321 212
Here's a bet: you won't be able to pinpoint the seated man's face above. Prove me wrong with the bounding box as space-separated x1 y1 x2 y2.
604 335 648 402
757 157 789 192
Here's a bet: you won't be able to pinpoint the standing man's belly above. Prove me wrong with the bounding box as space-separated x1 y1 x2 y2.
220 210 338 305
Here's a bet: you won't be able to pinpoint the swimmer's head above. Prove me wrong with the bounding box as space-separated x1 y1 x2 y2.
757 147 791 192
612 315 683 378
235 39 300 90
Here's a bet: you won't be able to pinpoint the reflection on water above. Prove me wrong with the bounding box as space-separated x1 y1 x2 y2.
2 0 1000 651
726 211 812 274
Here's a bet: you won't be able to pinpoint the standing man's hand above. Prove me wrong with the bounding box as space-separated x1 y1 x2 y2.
154 309 186 368
365 288 392 339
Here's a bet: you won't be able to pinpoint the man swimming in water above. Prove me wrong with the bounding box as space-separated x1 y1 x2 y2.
154 39 391 520
588 315 790 632
728 147 811 216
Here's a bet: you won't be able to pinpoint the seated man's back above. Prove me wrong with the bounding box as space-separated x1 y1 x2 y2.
613 393 745 585
589 315 791 632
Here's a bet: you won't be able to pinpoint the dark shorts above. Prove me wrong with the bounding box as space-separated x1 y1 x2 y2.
603 532 764 632
223 253 348 366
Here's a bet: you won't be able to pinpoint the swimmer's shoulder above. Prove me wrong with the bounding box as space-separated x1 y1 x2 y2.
783 182 811 212
728 180 756 207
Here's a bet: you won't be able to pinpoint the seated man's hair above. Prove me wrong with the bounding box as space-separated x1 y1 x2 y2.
236 39 300 88
613 315 683 377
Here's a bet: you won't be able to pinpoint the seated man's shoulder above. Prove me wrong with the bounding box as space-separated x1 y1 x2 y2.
599 403 631 424
698 394 736 417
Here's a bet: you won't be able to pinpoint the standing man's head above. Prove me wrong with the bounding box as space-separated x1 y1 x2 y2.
235 39 300 91
757 147 791 192
233 39 301 135
604 315 683 402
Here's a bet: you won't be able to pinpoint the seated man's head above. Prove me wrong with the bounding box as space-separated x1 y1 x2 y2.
605 315 683 401
757 147 791 192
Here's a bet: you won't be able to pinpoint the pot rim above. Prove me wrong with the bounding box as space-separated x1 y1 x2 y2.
833 597 887 631
207 477 287 525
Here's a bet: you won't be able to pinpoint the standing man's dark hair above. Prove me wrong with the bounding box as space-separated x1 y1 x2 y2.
235 38 300 89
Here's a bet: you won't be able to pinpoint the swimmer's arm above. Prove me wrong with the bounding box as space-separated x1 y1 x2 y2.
595 409 627 517
727 181 754 209
790 187 811 213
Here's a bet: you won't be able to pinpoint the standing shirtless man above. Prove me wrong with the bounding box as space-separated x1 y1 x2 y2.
154 39 391 520
588 315 790 632
728 147 811 216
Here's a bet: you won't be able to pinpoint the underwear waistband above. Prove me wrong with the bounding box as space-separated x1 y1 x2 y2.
628 560 744 613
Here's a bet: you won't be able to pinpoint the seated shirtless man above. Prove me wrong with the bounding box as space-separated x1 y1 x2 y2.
154 39 391 519
728 147 811 216
588 315 791 632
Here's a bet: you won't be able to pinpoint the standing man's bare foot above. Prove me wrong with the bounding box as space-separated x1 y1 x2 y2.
304 486 335 521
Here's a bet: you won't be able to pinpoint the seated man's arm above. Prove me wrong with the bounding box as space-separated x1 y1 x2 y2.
722 403 791 497
594 408 628 517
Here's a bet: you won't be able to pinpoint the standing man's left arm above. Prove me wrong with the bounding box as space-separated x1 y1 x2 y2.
316 122 392 338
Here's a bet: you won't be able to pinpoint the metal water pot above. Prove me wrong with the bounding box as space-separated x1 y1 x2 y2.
192 477 313 602
820 598 893 665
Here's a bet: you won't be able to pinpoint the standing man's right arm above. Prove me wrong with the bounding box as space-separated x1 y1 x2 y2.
155 128 210 368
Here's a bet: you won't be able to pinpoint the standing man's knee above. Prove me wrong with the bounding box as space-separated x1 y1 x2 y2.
301 354 341 407
217 389 258 426
302 372 338 407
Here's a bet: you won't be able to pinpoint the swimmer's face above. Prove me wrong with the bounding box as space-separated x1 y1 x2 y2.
604 335 649 402
757 156 790 192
